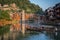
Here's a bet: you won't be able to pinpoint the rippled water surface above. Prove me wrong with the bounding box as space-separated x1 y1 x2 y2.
0 31 60 40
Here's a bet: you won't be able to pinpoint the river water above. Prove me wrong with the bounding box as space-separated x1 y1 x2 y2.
0 21 60 40
0 31 60 40
17 32 60 40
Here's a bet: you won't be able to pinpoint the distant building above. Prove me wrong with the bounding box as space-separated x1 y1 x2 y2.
53 3 60 20
45 7 55 21
45 3 60 23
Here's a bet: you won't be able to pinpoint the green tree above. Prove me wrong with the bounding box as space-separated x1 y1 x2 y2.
0 10 10 20
0 0 43 13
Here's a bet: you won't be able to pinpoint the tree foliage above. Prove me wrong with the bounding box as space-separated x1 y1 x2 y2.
0 25 10 35
0 0 43 14
0 10 10 20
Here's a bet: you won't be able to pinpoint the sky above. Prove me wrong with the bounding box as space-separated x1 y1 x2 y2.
29 0 60 10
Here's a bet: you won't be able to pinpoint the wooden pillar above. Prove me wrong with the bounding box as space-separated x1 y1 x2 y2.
3 33 9 40
22 10 25 35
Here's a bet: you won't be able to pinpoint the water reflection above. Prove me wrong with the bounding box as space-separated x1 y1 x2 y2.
0 31 60 40
54 32 60 40
0 25 60 40
17 32 60 40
